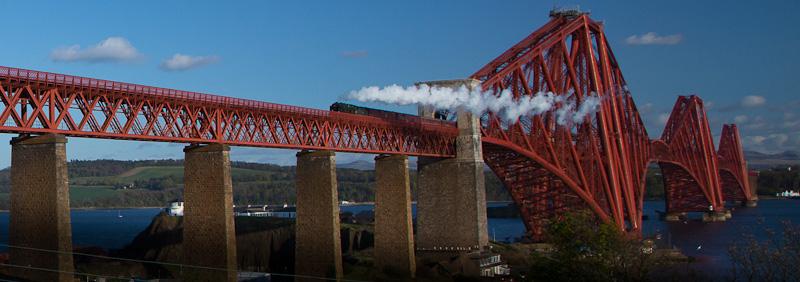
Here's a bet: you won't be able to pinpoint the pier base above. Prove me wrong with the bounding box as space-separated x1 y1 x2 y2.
416 157 488 253
664 212 685 222
183 144 237 282
8 134 74 282
702 211 728 222
374 155 416 277
295 150 343 280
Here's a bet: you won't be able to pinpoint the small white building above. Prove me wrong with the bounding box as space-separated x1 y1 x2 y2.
467 249 511 277
165 201 184 216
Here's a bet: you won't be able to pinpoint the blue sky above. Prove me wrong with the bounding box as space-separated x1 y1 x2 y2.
0 1 797 167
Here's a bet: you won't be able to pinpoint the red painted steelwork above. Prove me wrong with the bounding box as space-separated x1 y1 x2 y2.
654 95 724 213
718 124 754 202
472 13 651 237
471 13 750 238
0 66 457 157
0 12 753 239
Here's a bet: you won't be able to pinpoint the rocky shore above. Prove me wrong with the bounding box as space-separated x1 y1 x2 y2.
74 212 375 280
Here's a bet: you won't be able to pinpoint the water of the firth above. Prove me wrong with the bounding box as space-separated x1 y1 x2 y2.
0 200 795 275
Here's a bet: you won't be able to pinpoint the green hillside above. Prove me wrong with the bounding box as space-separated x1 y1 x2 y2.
0 158 751 209
0 159 511 209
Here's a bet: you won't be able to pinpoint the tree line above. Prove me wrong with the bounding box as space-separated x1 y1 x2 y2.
0 160 793 209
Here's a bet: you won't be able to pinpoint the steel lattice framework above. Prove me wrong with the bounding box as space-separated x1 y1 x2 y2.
717 124 754 202
472 13 651 237
0 67 457 157
0 12 752 239
652 96 724 213
471 12 751 238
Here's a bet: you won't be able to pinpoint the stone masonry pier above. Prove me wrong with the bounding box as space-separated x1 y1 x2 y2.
9 134 74 282
295 150 343 280
374 154 416 277
416 79 489 256
183 143 237 281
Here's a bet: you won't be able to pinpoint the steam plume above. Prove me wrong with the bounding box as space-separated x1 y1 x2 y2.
346 84 601 125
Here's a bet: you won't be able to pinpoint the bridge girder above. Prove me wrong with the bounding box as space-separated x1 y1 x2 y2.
0 67 457 157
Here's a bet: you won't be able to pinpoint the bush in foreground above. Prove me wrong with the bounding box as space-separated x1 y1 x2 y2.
526 212 672 281
728 221 800 282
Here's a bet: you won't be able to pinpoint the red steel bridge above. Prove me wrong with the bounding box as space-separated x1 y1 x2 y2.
0 12 752 238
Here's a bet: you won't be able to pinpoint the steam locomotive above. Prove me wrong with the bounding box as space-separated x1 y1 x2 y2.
329 102 449 120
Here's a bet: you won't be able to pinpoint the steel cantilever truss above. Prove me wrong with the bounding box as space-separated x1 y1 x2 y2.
717 124 754 202
471 13 752 238
652 96 724 213
472 13 651 238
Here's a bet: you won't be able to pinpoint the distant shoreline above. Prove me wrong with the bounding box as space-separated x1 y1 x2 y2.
0 198 785 212
0 206 163 212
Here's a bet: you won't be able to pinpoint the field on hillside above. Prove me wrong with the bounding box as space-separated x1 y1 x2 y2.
57 162 374 208
0 159 512 209
0 186 118 209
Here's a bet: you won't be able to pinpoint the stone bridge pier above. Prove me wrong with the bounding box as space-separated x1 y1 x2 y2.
416 79 489 258
294 150 418 279
295 150 343 280
374 154 416 277
8 134 74 282
183 143 237 281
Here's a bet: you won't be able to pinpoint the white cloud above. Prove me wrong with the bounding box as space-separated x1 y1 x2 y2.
160 54 219 71
733 115 749 123
745 135 767 145
705 101 715 110
51 37 141 63
770 133 790 146
740 95 766 108
625 32 683 45
745 116 769 130
658 113 670 125
743 133 797 153
784 120 800 129
639 103 654 114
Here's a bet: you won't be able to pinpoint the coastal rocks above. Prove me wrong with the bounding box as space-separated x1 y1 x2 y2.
115 212 375 278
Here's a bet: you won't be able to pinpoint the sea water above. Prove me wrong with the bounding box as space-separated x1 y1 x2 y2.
0 199 795 275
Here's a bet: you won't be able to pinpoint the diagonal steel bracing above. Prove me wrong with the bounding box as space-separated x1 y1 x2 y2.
0 12 752 239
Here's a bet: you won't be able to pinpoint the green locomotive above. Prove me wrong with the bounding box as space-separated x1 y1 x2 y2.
330 102 449 120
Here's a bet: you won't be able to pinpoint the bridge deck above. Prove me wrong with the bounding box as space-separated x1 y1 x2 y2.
0 66 457 157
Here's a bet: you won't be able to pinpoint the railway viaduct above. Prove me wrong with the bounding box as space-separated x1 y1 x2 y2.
2 11 754 281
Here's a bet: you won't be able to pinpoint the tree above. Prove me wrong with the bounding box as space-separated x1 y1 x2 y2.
728 221 800 281
527 211 668 281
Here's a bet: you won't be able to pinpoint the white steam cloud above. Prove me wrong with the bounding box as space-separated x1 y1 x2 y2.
346 84 602 125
